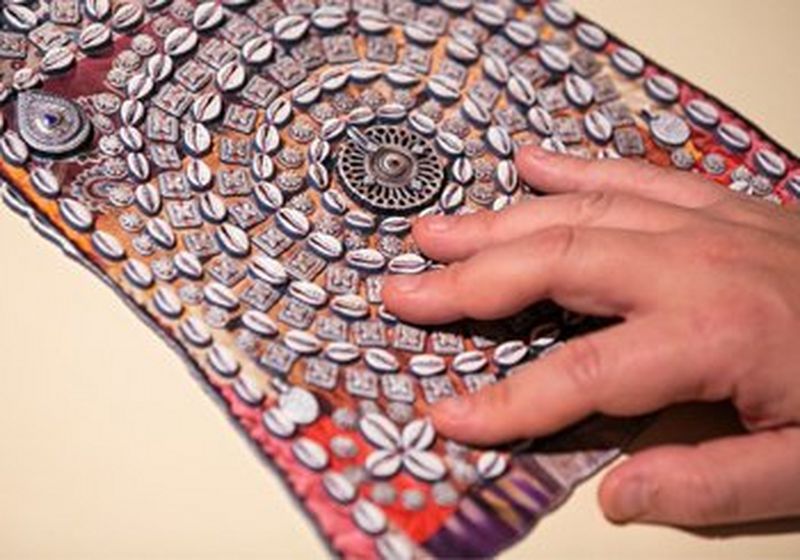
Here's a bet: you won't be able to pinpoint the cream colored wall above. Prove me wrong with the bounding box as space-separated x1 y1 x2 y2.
0 1 798 558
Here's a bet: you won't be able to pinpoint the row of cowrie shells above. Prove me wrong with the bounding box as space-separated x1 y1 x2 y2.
72 0 176 53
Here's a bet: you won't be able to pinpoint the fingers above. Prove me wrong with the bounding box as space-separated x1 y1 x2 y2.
430 316 730 445
412 193 694 263
599 427 800 526
516 145 728 208
384 226 662 323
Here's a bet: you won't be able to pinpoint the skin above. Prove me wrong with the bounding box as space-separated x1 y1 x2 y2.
383 145 800 528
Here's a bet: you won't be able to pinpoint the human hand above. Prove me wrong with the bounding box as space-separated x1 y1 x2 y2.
383 145 800 528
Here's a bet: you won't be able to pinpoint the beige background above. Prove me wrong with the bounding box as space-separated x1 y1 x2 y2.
1 1 799 558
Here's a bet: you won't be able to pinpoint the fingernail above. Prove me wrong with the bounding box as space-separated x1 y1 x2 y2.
432 397 472 417
612 476 653 522
420 215 454 233
385 274 422 293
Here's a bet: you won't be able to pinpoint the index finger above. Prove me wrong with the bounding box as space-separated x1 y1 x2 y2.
410 192 695 264
517 145 729 208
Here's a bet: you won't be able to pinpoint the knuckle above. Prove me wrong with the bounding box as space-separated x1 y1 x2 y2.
474 380 530 440
729 288 791 372
612 158 671 190
535 224 580 262
661 225 794 397
443 260 468 295
709 197 752 218
443 260 487 318
574 191 616 225
683 301 754 393
480 380 515 411
689 226 743 264
637 161 673 185
713 197 798 241
471 209 499 239
561 336 605 396
688 296 741 342
697 282 783 367
686 466 742 524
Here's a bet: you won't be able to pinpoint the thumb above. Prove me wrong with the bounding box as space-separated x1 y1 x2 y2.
599 427 800 526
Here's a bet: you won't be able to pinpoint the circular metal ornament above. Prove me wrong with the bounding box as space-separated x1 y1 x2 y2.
16 91 92 155
336 125 445 214
648 111 691 147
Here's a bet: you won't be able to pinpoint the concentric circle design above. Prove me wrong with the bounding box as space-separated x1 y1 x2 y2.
337 125 444 214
